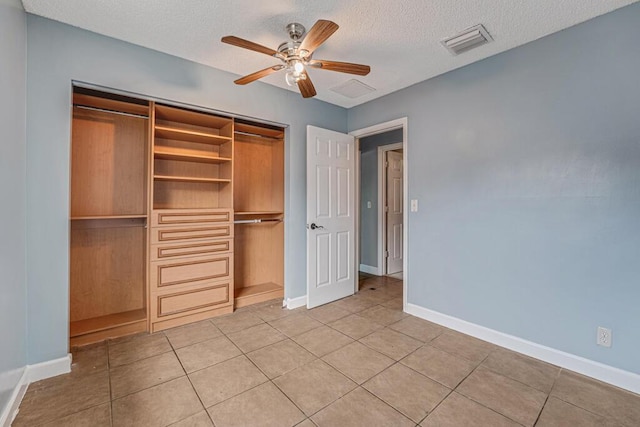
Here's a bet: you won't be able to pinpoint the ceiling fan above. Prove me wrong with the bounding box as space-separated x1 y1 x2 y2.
222 20 371 98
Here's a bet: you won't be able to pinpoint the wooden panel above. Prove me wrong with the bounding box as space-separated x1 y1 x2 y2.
234 122 284 139
70 226 145 321
73 93 149 116
151 239 233 261
156 283 230 317
152 208 231 227
150 254 232 289
155 104 232 129
155 126 231 145
153 180 222 209
234 211 283 217
71 217 146 230
154 146 231 164
151 224 232 244
70 309 147 337
234 221 284 290
154 175 230 183
71 107 148 216
70 319 147 347
234 282 284 308
233 135 283 212
154 158 221 181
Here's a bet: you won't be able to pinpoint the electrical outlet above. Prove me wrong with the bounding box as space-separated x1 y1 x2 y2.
597 327 612 348
367 201 372 209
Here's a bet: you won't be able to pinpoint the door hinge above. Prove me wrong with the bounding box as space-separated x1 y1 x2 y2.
385 250 389 257
384 206 389 212
385 161 389 168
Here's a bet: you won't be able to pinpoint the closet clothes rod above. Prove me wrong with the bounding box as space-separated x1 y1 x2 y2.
74 105 149 119
234 218 283 224
234 130 280 141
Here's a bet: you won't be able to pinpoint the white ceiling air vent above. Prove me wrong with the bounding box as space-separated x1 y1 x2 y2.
330 79 376 99
442 24 493 56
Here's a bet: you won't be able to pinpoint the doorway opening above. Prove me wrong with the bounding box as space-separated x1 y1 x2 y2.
351 118 408 307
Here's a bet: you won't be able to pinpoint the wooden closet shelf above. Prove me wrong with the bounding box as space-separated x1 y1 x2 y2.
234 282 283 308
234 211 283 216
74 93 149 117
70 308 147 337
154 175 231 183
71 214 147 220
155 126 231 145
154 147 232 164
155 105 232 129
234 122 284 139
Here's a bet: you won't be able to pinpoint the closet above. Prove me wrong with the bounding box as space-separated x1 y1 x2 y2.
233 121 285 307
69 87 285 343
69 89 150 346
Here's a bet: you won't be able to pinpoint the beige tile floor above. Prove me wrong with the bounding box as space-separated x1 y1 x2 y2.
13 275 640 426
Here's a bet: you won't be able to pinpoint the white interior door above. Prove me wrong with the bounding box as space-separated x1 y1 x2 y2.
307 125 356 308
386 150 403 274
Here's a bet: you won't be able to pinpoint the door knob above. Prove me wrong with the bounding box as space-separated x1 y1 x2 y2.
309 223 324 230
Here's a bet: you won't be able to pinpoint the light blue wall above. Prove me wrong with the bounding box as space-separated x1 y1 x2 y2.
25 15 346 364
349 3 640 374
359 129 403 268
0 0 27 413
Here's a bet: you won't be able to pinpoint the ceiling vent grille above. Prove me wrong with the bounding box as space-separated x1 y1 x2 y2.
442 24 493 56
330 79 375 99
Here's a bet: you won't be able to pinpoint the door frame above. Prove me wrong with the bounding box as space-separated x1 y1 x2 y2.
350 117 408 309
378 143 403 275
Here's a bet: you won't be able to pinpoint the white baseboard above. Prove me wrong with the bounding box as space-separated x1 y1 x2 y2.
27 354 72 383
284 295 307 310
0 354 71 427
406 303 640 395
359 264 380 275
0 368 28 427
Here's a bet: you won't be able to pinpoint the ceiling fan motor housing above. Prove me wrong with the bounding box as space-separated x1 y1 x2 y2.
286 22 305 41
278 41 301 57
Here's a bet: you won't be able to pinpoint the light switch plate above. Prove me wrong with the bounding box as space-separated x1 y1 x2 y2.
410 199 418 212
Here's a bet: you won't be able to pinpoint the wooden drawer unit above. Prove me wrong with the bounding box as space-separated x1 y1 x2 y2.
150 239 232 261
151 223 232 245
153 281 231 319
152 208 231 227
150 254 232 290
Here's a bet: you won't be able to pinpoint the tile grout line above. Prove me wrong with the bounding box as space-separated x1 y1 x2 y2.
241 327 348 423
451 351 532 427
415 386 455 426
107 339 114 427
167 335 214 426
362 358 446 425
543 368 620 422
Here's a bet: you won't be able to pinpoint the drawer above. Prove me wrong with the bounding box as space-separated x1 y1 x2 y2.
150 239 233 261
150 254 232 289
152 209 231 227
153 281 231 318
150 224 232 244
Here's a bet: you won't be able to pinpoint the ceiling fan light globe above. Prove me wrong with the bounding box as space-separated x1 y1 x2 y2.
285 71 298 86
293 61 305 74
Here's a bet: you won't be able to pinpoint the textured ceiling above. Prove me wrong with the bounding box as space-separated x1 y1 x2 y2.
21 0 638 108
